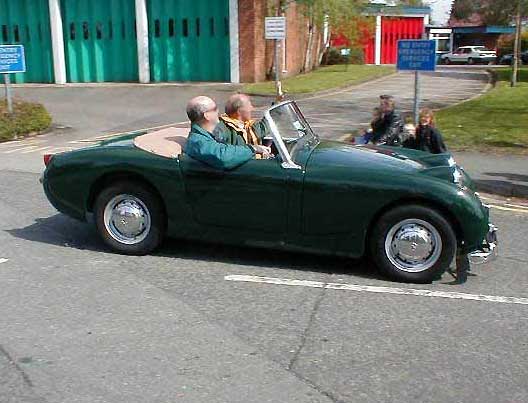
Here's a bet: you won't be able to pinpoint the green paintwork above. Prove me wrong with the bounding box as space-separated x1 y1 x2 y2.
147 0 230 82
61 0 138 82
0 0 54 83
42 131 491 259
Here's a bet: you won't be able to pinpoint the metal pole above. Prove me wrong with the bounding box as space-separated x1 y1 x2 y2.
4 74 13 115
274 39 282 101
413 70 420 126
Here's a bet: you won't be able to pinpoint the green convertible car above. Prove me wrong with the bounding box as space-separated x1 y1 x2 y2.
41 101 497 283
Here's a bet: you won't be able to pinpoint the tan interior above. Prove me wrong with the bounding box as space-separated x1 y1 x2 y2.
134 127 190 158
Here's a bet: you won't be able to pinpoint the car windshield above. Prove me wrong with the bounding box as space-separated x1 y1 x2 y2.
264 101 318 169
268 102 316 142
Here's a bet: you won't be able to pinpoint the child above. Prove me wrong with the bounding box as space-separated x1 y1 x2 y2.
355 107 383 144
406 108 447 154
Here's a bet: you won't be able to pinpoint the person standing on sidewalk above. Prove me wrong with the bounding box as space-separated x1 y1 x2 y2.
370 95 405 146
405 108 447 154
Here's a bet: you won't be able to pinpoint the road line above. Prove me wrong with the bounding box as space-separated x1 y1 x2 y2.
2 146 40 154
488 204 528 214
225 275 528 306
0 258 8 264
21 146 53 154
0 141 41 149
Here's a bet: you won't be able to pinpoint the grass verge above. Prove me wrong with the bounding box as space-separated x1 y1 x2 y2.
436 67 528 154
242 64 395 95
0 100 52 142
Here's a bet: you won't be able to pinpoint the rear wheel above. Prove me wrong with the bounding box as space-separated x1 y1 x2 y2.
467 57 474 65
369 205 457 283
94 182 165 255
444 58 451 65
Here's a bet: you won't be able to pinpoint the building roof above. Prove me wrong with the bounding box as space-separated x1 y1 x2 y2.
364 4 431 17
452 26 516 34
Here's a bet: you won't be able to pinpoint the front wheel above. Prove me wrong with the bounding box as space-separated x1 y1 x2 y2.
467 58 474 65
370 205 457 283
94 182 165 255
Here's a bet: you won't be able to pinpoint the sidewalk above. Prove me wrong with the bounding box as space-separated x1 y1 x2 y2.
453 152 528 198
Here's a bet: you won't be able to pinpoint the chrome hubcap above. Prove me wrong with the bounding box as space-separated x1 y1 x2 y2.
385 219 442 273
103 195 151 245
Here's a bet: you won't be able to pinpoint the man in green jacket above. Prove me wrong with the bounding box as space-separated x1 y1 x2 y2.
184 96 271 170
213 94 268 147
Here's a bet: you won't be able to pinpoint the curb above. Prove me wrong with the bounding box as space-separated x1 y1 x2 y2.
474 181 528 199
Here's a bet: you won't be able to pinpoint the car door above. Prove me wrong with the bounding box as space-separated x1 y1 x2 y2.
178 154 289 233
452 48 465 62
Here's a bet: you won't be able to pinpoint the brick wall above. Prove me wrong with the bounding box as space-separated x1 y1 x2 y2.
238 0 321 83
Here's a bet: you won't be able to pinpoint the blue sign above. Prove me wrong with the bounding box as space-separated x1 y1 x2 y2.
397 40 436 71
0 45 26 74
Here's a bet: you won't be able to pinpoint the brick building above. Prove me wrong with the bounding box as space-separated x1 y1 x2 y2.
0 0 320 84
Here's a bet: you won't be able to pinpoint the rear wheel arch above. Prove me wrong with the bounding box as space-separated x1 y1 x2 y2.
87 171 166 220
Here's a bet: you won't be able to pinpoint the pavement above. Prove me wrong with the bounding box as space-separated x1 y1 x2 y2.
1 68 528 402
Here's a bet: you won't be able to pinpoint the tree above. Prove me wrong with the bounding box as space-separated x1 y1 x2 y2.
270 0 370 72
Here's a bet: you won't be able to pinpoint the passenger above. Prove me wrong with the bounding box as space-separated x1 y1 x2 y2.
213 94 268 146
184 96 271 170
405 108 447 154
371 95 405 146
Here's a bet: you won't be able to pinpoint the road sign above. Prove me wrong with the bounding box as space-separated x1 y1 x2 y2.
397 40 436 72
265 17 286 40
0 45 26 74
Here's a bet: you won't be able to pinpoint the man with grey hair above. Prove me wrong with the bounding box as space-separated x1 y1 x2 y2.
213 93 268 147
184 96 271 170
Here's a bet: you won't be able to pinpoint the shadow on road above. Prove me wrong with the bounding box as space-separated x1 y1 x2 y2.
6 213 383 281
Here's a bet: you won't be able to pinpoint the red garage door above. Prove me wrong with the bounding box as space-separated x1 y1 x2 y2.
381 17 424 64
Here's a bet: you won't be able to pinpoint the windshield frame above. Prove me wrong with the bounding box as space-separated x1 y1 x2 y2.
263 100 317 170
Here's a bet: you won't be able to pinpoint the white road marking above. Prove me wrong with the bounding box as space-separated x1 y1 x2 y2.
21 146 53 154
2 146 40 154
225 275 528 306
0 141 41 149
0 258 8 264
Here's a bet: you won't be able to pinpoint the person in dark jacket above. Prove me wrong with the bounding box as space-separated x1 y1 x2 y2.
184 96 271 170
405 108 447 154
370 95 405 146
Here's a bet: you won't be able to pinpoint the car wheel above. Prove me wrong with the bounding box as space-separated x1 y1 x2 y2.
445 58 451 65
467 57 474 65
94 182 165 255
369 205 457 283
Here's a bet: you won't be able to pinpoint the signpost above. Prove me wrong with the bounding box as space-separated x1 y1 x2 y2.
0 45 26 115
265 17 286 101
396 40 436 125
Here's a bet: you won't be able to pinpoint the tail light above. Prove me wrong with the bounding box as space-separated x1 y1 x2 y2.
43 154 54 167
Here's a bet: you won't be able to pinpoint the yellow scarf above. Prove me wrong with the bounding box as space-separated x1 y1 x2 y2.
219 114 260 146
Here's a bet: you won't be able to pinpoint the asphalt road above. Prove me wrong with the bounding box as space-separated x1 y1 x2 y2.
1 166 528 403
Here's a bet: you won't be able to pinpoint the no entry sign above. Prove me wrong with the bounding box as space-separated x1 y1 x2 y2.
0 45 26 74
397 40 436 71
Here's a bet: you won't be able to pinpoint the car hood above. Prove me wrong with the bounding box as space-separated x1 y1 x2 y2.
306 140 470 187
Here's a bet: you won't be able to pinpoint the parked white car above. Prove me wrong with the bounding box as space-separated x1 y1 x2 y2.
441 46 497 65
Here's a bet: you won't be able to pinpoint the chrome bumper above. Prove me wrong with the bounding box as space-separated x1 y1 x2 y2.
468 224 498 265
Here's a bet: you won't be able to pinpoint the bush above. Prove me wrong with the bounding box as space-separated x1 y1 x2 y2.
322 47 365 65
0 100 52 142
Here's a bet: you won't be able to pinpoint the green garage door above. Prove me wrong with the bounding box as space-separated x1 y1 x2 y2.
0 0 54 83
148 0 230 82
61 0 138 82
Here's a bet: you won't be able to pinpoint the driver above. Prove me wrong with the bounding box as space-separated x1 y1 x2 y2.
213 94 268 147
184 96 271 170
